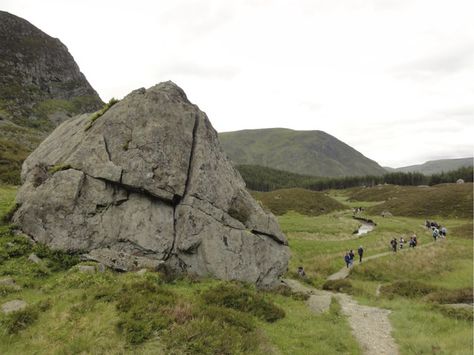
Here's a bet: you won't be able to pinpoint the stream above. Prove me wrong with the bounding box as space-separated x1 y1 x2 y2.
356 220 375 236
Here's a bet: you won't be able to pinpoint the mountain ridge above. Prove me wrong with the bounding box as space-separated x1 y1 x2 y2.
218 128 386 177
385 157 473 175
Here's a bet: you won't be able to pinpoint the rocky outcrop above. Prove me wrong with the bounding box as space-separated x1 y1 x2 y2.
0 11 104 185
13 82 290 287
0 11 103 128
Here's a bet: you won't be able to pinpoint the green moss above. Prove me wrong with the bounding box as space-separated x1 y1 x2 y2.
48 164 72 174
85 98 119 131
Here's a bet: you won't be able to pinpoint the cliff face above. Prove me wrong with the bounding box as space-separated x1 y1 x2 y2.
0 11 104 184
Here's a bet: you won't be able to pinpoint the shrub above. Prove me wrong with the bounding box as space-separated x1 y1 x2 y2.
161 317 250 355
115 280 175 344
268 284 310 301
380 280 439 299
1 305 39 334
432 304 473 322
322 279 353 293
200 305 256 333
424 288 473 304
32 243 80 271
201 283 285 322
2 203 19 224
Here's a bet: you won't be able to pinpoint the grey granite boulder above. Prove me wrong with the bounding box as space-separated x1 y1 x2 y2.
13 81 289 288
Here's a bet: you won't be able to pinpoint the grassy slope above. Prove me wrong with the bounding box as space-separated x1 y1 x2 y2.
219 128 386 177
0 185 359 355
277 183 472 354
348 183 473 219
252 188 347 216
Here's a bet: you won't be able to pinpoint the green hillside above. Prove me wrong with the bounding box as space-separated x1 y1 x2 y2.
251 188 346 216
347 183 473 219
219 128 386 177
389 157 473 175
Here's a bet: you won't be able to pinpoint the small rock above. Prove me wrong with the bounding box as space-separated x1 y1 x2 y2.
77 265 96 273
97 263 106 273
0 277 21 290
1 300 28 314
136 268 147 275
28 253 42 264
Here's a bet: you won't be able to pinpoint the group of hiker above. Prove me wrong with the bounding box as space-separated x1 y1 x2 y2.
296 219 449 278
426 220 447 241
344 246 364 268
390 234 418 252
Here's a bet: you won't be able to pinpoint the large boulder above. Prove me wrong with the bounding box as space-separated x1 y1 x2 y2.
13 81 289 287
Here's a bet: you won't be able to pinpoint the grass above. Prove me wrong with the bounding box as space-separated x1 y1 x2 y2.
252 188 346 216
84 98 119 131
1 182 472 354
261 296 362 355
348 183 473 218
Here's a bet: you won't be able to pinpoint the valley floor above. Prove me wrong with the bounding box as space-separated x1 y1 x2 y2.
0 184 472 354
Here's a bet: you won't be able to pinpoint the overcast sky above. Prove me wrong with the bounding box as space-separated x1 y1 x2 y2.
2 0 473 168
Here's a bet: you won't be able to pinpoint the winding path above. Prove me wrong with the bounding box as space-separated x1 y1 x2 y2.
327 241 434 281
283 278 399 355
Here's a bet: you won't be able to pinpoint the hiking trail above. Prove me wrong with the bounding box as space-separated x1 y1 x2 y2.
283 278 399 355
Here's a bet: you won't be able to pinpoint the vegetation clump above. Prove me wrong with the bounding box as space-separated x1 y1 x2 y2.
423 288 473 304
48 163 72 174
0 299 50 335
115 280 175 344
85 98 119 131
322 279 353 293
380 280 439 299
252 188 346 216
201 282 286 322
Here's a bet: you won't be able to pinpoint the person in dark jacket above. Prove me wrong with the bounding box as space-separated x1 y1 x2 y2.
357 246 364 263
390 238 397 252
344 253 351 268
349 250 355 266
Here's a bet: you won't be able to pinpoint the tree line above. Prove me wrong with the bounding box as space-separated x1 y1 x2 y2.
236 165 473 192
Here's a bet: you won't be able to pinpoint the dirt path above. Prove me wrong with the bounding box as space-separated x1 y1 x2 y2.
283 278 333 313
327 242 434 281
336 293 399 355
327 251 392 281
284 278 399 355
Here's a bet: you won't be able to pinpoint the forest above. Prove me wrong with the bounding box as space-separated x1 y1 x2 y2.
237 165 474 192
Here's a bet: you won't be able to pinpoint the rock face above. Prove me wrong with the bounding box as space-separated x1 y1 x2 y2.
13 82 290 287
0 11 103 128
0 11 104 185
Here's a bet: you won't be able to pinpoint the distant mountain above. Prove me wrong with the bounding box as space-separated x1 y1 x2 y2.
387 158 473 175
218 128 386 177
0 11 104 184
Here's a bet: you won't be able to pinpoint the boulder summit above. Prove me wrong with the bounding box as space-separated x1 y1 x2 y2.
13 82 289 287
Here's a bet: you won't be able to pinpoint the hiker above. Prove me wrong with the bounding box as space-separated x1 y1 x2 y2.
399 237 405 249
432 227 439 241
413 235 418 247
441 226 447 238
358 246 364 263
409 237 415 248
297 266 306 278
390 238 397 252
344 253 351 268
349 250 355 266
425 220 431 229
